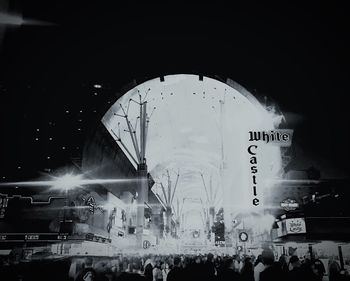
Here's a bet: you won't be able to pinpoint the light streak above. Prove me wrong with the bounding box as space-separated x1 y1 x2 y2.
0 175 141 190
0 12 56 26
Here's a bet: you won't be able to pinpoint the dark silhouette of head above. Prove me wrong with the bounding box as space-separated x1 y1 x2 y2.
173 256 181 267
85 257 94 268
261 249 275 266
225 257 234 269
290 256 300 268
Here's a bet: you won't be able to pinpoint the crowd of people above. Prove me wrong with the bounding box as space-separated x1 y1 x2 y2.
1 249 350 281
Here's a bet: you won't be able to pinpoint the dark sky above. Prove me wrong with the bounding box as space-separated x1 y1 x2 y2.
0 1 349 180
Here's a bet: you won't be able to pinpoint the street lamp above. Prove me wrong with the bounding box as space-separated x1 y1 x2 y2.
51 173 84 191
51 173 83 255
50 173 84 219
50 173 83 236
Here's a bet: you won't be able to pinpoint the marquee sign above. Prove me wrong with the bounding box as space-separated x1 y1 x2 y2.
276 217 307 238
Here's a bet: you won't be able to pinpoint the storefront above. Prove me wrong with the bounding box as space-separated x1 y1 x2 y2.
272 213 350 271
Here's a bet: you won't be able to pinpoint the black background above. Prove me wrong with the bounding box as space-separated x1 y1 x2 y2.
0 1 349 180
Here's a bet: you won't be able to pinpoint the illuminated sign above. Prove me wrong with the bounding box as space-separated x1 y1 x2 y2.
248 130 293 207
0 195 8 219
276 217 307 238
239 231 249 242
277 221 283 237
0 233 69 242
25 234 39 240
143 240 151 249
85 233 111 244
248 130 293 147
281 199 299 211
192 230 200 238
215 240 225 246
82 196 105 214
285 218 306 234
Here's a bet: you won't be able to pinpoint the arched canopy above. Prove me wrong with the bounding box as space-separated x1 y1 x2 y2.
102 74 282 229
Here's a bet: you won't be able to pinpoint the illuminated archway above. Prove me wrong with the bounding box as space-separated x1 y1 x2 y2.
102 74 282 232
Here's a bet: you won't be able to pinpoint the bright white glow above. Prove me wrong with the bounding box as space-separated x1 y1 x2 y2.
0 12 23 25
51 173 84 190
102 74 282 230
236 213 276 234
0 175 139 191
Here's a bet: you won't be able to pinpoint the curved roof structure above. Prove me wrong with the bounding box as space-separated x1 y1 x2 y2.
102 74 282 230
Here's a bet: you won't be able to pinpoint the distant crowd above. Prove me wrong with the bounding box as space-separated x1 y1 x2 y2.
1 249 350 281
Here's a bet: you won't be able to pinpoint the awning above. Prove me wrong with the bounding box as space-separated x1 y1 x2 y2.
0 249 11 255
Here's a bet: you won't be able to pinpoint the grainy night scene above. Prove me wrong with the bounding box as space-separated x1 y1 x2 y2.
0 1 349 281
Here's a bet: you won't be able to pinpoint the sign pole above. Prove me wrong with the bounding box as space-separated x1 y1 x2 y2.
338 245 344 270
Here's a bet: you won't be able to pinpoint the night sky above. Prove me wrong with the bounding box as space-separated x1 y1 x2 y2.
0 1 349 181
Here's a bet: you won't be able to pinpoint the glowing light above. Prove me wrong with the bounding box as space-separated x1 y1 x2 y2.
0 12 55 26
51 173 84 190
0 174 140 191
0 12 24 25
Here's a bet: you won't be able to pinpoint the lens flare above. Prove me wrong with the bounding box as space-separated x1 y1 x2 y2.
0 173 140 190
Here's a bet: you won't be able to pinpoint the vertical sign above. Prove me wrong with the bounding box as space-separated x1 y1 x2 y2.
0 195 8 219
